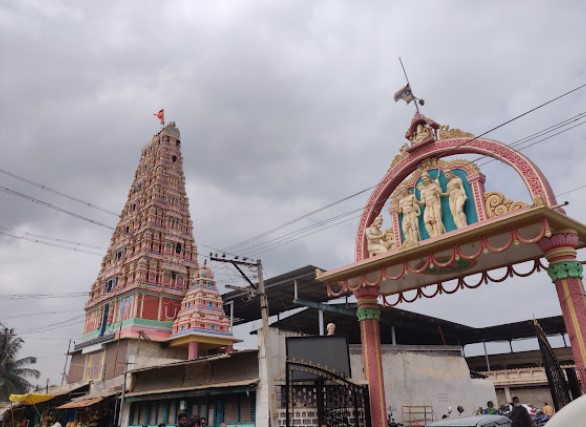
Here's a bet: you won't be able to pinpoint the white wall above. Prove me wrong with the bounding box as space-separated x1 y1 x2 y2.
350 344 496 424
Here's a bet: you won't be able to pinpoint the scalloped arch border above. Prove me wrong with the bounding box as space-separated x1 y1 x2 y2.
355 137 558 261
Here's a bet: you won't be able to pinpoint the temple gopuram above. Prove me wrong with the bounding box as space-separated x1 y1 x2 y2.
68 122 239 384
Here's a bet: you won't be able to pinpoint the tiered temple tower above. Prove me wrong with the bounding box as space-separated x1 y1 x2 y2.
168 262 240 359
82 122 199 341
68 122 239 383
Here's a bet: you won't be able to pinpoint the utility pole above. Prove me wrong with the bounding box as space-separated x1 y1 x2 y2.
61 339 71 385
209 254 276 427
117 361 134 427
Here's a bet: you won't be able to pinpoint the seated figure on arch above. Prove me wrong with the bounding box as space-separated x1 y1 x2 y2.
365 215 395 257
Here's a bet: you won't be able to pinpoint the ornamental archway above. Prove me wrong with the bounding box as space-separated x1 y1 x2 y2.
317 113 586 427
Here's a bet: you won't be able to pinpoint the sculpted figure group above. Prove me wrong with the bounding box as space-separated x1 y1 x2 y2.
365 170 469 256
366 215 395 256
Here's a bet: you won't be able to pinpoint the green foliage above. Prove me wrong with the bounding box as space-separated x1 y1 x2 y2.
0 328 41 401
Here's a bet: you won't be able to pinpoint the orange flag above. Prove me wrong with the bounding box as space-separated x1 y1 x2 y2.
153 109 164 124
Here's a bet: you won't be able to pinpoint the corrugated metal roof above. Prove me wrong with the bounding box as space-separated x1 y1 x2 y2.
125 378 259 398
57 397 104 409
129 349 258 373
221 265 328 325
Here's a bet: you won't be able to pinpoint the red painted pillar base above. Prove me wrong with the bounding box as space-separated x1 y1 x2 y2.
354 286 387 427
188 341 199 360
539 232 586 391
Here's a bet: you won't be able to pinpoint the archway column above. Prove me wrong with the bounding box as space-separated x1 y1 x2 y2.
354 286 387 427
539 231 586 391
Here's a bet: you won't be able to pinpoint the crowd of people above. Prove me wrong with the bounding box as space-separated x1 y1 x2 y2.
475 396 554 426
165 412 226 427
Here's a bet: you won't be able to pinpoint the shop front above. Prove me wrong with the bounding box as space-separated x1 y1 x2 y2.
56 396 117 427
126 382 257 427
122 350 259 427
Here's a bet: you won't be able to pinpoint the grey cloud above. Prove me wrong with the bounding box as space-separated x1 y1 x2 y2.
1 0 585 385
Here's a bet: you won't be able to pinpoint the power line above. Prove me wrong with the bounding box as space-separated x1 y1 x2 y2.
222 113 586 256
0 309 85 321
0 225 106 250
241 182 586 258
0 292 89 299
0 166 119 217
221 84 586 253
22 319 85 335
234 207 364 256
222 187 373 253
16 314 86 334
248 213 362 257
0 185 115 230
0 230 103 256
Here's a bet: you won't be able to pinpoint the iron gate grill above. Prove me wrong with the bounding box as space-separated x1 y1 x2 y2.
285 360 371 427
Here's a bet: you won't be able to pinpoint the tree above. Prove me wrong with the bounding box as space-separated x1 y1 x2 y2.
0 328 40 401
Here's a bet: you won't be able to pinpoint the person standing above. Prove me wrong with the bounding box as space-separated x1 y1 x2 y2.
510 396 532 427
542 402 554 417
326 323 336 336
483 400 498 415
176 413 188 427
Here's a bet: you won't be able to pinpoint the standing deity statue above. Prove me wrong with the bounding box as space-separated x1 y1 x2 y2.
445 170 468 228
397 184 421 245
365 215 395 256
417 172 447 238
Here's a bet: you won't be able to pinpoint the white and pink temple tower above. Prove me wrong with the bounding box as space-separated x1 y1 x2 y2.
70 122 238 383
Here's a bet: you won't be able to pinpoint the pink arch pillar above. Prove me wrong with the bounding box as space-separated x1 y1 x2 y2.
354 286 387 427
539 231 586 391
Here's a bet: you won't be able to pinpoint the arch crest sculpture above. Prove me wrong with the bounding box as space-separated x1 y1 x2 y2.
356 114 559 261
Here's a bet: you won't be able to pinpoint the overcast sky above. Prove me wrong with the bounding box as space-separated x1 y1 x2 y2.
1 0 585 386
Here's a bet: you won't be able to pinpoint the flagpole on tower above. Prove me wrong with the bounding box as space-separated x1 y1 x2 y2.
153 109 165 129
398 57 419 113
394 58 425 112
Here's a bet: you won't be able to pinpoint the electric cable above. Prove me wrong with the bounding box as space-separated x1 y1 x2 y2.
221 85 586 253
0 166 120 216
0 185 115 230
0 229 103 256
225 111 586 256
0 292 89 299
0 225 106 250
0 309 85 321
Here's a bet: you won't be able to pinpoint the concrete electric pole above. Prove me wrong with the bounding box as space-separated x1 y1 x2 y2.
209 255 277 427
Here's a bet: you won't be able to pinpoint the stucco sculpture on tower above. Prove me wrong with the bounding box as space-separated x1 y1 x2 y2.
396 183 421 245
365 215 395 256
417 172 447 237
412 123 432 145
445 170 468 228
81 122 200 341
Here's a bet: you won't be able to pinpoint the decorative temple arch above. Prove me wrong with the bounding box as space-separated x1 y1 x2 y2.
318 113 586 425
355 136 560 261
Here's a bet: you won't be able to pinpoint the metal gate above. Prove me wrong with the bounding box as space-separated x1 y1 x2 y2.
285 360 371 427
